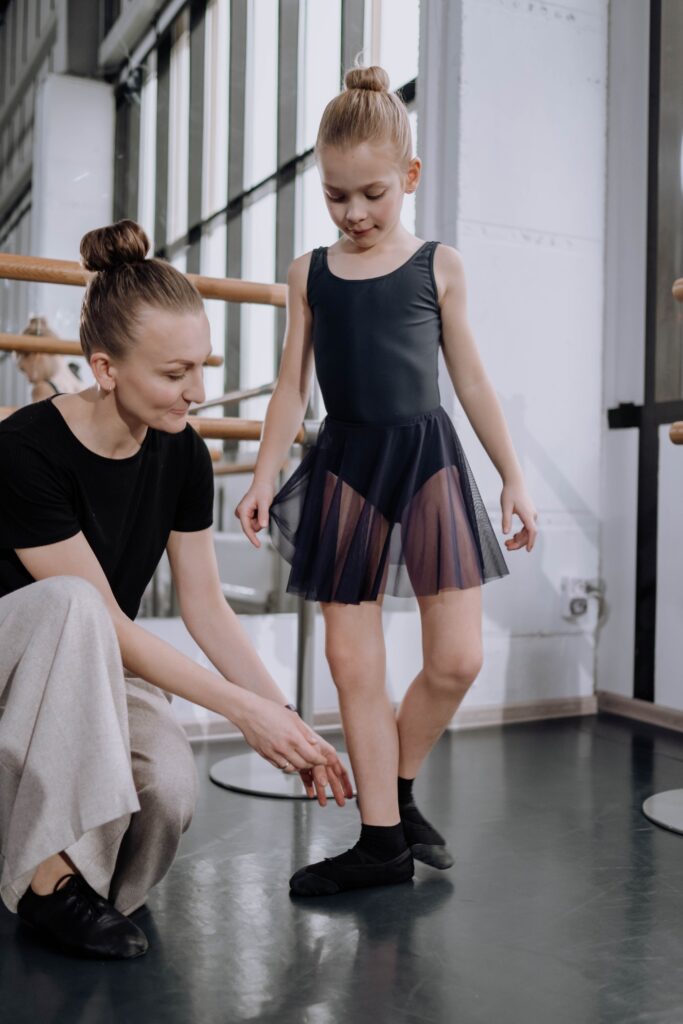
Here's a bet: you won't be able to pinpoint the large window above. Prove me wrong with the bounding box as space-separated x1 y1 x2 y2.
112 0 420 423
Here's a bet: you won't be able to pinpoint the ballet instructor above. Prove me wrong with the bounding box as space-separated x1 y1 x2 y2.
0 220 351 961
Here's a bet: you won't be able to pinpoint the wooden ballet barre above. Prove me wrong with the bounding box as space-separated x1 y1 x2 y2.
670 279 683 442
212 461 258 476
0 253 287 308
670 422 683 444
0 406 305 443
0 332 223 367
188 416 305 443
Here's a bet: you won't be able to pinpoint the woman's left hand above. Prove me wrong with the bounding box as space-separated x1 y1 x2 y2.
298 761 353 806
501 480 538 552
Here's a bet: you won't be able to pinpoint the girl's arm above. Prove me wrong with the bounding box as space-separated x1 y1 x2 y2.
16 533 340 781
435 245 537 552
235 254 315 546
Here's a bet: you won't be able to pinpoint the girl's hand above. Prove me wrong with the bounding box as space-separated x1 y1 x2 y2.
235 481 275 548
501 480 538 552
238 696 353 807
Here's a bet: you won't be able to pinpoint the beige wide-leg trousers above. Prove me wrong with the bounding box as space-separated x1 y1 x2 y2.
0 576 198 915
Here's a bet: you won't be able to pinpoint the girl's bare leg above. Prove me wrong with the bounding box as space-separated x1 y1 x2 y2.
321 599 400 826
397 587 483 779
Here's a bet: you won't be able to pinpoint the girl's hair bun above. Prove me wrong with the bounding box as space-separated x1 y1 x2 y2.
344 65 390 93
22 315 57 338
80 219 150 273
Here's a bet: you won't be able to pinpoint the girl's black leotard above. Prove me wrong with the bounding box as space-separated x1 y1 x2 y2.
311 242 441 423
269 240 510 604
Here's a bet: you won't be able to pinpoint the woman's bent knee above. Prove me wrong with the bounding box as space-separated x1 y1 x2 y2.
34 575 104 606
136 748 198 834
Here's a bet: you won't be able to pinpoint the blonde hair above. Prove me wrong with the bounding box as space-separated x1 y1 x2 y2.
79 219 203 361
22 315 58 338
315 66 413 167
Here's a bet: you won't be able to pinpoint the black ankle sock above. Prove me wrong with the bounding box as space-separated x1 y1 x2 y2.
397 776 446 846
398 776 415 807
357 822 407 861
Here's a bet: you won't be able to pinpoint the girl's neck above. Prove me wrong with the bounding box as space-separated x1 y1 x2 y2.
335 224 414 257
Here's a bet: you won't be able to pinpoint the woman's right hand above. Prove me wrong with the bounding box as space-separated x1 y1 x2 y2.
235 480 275 548
238 695 352 807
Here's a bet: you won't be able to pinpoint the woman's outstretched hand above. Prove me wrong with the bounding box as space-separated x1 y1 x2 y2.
238 696 353 806
235 482 275 548
501 480 538 552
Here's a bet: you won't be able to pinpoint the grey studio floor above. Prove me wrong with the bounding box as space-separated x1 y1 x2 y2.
4 715 683 1024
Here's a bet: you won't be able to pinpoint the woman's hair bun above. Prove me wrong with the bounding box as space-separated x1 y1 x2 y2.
80 219 150 273
344 65 390 93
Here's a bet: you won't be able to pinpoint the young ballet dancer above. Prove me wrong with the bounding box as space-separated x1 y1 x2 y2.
15 316 82 401
236 66 537 896
0 220 350 959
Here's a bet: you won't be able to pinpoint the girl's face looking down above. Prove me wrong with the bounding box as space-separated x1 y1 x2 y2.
16 351 55 383
317 141 421 247
91 307 210 434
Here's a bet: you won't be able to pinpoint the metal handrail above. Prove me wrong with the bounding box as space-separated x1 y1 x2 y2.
191 382 275 412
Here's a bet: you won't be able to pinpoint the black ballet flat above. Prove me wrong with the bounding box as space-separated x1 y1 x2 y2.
290 847 415 897
17 874 149 959
401 816 455 870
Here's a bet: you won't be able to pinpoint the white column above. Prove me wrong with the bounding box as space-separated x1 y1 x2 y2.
31 73 115 341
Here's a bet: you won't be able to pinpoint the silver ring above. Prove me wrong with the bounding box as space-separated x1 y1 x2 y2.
280 760 293 773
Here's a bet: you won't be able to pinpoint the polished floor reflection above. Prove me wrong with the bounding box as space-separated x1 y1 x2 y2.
4 713 683 1024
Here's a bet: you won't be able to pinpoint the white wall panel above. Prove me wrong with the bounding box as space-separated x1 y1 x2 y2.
596 428 639 698
460 0 607 240
454 233 604 518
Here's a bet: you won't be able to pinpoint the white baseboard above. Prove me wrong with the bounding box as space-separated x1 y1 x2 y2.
185 694 598 744
597 690 683 733
449 694 597 730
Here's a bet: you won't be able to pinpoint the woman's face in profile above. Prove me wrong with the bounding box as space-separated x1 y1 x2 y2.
103 306 211 433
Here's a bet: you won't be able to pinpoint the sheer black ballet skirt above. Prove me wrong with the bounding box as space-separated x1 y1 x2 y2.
269 242 509 604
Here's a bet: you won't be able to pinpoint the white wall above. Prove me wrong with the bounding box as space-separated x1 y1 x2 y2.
451 0 608 712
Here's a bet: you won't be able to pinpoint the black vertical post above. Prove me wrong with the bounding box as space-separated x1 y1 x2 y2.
275 0 299 354
113 88 140 222
154 33 171 256
186 0 205 274
633 0 662 702
224 0 248 455
341 0 365 76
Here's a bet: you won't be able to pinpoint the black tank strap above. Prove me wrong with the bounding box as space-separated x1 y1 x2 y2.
306 247 326 305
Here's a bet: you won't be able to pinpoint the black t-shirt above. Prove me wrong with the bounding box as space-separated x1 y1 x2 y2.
0 398 214 619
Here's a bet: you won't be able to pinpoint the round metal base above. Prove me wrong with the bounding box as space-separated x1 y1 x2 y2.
642 790 683 835
209 750 356 800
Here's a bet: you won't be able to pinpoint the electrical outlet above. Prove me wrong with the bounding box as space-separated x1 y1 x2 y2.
560 576 589 619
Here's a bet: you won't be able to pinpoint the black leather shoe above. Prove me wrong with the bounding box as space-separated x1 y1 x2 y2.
290 847 414 897
17 875 148 959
